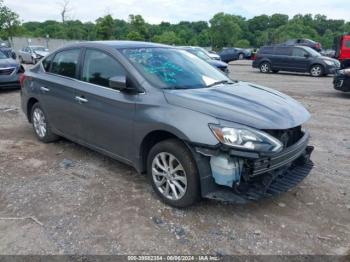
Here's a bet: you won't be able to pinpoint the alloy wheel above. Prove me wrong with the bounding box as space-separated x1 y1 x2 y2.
260 63 270 73
151 152 187 201
32 108 47 138
311 65 322 77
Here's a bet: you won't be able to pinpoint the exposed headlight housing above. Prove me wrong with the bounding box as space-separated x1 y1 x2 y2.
209 124 283 153
339 68 350 76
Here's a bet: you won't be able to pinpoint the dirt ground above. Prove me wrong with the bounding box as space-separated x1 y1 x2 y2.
0 61 349 255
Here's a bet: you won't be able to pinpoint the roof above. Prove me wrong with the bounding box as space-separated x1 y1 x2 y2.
85 40 171 49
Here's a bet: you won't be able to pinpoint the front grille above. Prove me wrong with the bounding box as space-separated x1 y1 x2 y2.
0 67 15 75
264 126 303 148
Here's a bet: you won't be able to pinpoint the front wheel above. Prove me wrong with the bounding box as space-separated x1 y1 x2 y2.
310 64 324 77
238 53 244 60
260 62 271 73
147 139 200 208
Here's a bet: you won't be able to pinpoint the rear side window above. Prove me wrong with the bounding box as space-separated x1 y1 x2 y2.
259 47 273 55
51 49 80 78
292 48 308 57
42 54 54 72
275 47 291 56
82 49 126 88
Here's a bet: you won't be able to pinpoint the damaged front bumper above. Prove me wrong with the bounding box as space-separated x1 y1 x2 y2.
190 131 314 203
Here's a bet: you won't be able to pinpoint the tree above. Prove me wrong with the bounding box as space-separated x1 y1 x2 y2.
210 13 242 49
152 31 181 45
0 0 21 42
58 0 72 23
126 31 143 41
235 39 250 48
129 14 148 39
95 15 115 40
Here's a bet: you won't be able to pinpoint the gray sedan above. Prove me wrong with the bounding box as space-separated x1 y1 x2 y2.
20 41 314 207
18 45 49 64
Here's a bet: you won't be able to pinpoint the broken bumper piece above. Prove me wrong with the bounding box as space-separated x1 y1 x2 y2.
191 131 314 203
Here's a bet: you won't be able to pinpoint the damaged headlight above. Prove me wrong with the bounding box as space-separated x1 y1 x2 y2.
209 124 283 153
339 68 350 76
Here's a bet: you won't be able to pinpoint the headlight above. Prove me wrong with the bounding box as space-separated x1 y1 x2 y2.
324 60 334 66
209 124 283 153
339 69 350 76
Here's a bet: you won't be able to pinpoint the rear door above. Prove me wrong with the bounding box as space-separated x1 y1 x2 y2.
290 47 310 72
72 48 136 160
36 48 83 138
271 46 292 70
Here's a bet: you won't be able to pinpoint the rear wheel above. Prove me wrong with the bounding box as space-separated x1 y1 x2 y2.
310 64 324 77
30 103 59 143
260 62 271 73
238 53 244 60
147 139 200 208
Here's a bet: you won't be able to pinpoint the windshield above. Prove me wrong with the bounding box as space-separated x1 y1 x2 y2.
122 47 231 89
304 46 321 57
0 51 7 59
32 46 46 52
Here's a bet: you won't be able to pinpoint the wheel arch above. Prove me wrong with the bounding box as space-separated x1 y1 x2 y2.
138 129 189 174
26 97 39 123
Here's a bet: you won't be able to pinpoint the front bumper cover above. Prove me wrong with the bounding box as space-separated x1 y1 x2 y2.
190 131 314 203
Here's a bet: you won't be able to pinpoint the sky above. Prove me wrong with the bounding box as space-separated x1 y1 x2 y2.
4 0 349 24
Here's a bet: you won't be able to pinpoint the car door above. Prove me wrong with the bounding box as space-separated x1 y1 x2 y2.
73 48 136 160
23 47 30 62
290 47 310 72
272 46 292 70
36 48 83 138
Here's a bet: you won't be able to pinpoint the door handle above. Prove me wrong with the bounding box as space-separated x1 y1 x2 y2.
40 86 50 92
75 96 88 103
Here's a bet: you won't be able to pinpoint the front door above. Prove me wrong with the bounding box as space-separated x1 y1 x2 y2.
290 47 310 72
73 48 136 160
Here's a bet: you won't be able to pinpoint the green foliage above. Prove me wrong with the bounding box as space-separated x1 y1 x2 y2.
1 0 349 51
0 0 21 41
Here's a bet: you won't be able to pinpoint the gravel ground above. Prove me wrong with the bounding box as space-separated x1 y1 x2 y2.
0 61 349 255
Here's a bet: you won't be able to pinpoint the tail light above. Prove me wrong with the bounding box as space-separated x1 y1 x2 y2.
19 73 26 88
316 43 321 49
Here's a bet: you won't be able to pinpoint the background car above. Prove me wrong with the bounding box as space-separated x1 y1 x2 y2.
0 43 16 59
334 60 350 92
284 39 322 52
218 48 251 63
0 50 24 89
253 45 340 77
334 34 350 63
181 46 229 73
195 47 221 60
18 45 49 64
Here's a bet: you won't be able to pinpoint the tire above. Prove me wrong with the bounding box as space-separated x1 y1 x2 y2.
310 64 324 77
147 139 200 208
260 62 271 73
238 53 244 60
272 70 279 73
30 102 59 143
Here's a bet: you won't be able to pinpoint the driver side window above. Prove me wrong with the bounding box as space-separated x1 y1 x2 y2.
292 48 307 57
82 49 126 89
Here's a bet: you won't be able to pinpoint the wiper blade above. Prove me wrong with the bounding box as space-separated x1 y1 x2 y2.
206 80 234 87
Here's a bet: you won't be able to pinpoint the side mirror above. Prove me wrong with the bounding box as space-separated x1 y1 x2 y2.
304 54 310 58
109 76 128 91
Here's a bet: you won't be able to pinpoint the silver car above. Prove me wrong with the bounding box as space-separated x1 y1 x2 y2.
18 45 50 64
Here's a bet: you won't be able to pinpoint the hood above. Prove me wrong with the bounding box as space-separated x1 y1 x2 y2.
34 50 50 57
164 82 310 130
321 56 340 65
0 58 18 68
208 60 228 68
